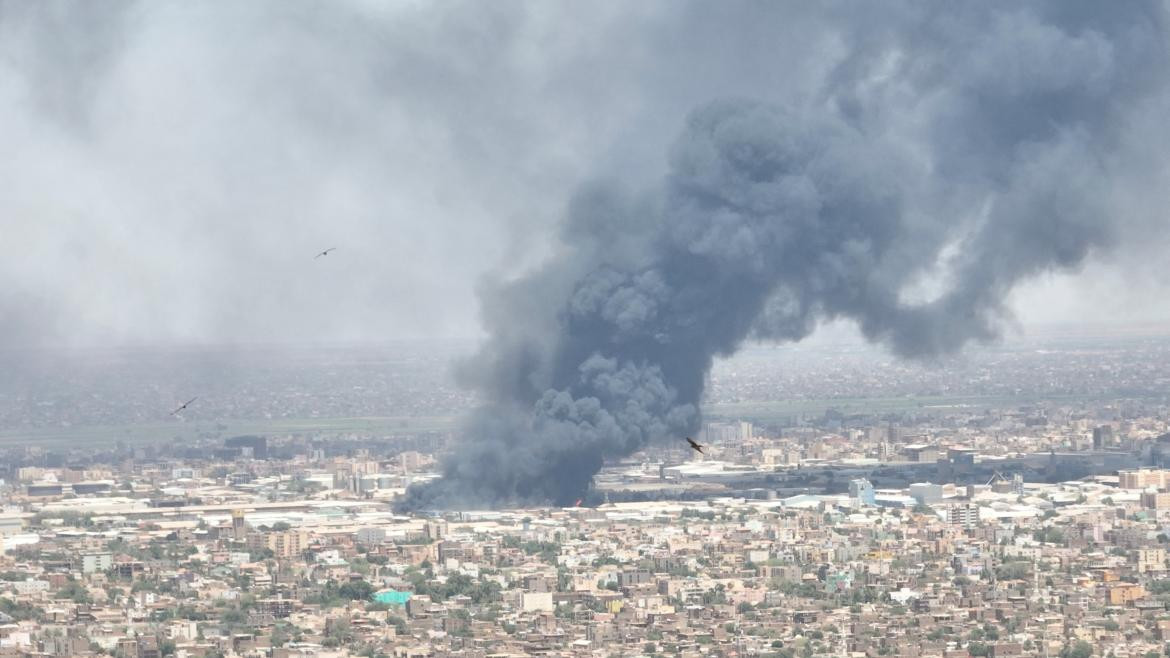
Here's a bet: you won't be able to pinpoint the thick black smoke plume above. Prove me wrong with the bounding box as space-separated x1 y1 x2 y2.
400 1 1170 510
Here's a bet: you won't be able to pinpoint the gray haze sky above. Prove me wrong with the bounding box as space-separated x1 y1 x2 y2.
2 1 1168 349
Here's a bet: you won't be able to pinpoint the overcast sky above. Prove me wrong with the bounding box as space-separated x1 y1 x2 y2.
2 1 1167 350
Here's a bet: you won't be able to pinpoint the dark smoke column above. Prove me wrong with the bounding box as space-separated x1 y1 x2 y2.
400 1 1169 510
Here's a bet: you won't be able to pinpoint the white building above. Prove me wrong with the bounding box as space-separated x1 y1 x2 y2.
82 553 112 574
12 579 50 596
0 516 24 537
909 482 944 505
947 504 981 529
165 620 199 641
356 527 387 545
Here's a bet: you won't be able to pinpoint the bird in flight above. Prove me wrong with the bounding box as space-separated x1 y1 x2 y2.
170 397 198 416
686 437 704 454
314 247 337 259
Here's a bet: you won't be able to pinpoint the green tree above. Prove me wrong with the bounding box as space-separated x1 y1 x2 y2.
1033 527 1065 544
0 598 42 621
220 607 246 626
701 584 727 605
1061 641 1093 658
270 627 290 647
338 580 375 601
56 581 91 604
326 618 354 644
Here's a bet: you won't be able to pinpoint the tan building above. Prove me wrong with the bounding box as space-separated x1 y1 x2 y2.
1105 583 1147 606
1140 491 1170 510
1119 469 1170 490
520 591 554 612
247 529 310 559
232 509 248 541
1136 548 1167 573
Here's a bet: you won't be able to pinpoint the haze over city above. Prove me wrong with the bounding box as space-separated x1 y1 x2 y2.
2 2 1170 350
3 2 1170 658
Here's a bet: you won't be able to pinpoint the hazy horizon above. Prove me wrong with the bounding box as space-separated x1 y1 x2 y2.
3 2 1169 351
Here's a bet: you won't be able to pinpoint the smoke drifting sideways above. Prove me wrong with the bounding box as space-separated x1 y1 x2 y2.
398 2 1170 511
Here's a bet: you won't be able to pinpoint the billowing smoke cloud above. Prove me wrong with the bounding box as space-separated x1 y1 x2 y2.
401 1 1170 509
0 1 676 348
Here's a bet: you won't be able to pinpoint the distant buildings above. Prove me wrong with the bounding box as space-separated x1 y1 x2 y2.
903 444 939 463
81 552 112 574
1092 425 1117 451
224 435 268 459
0 515 23 536
4 451 1170 658
0 336 1167 657
909 482 943 505
1012 472 1025 496
848 478 875 506
247 529 310 558
1120 468 1170 489
1136 548 1167 573
946 503 980 529
1105 583 1147 606
1140 490 1170 510
232 508 247 541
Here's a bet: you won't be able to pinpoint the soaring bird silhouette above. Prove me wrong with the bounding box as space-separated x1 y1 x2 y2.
686 437 704 454
170 397 198 416
314 247 337 259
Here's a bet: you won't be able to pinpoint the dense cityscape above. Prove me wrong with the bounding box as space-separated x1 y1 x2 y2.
1 334 1169 657
4 2 1170 657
